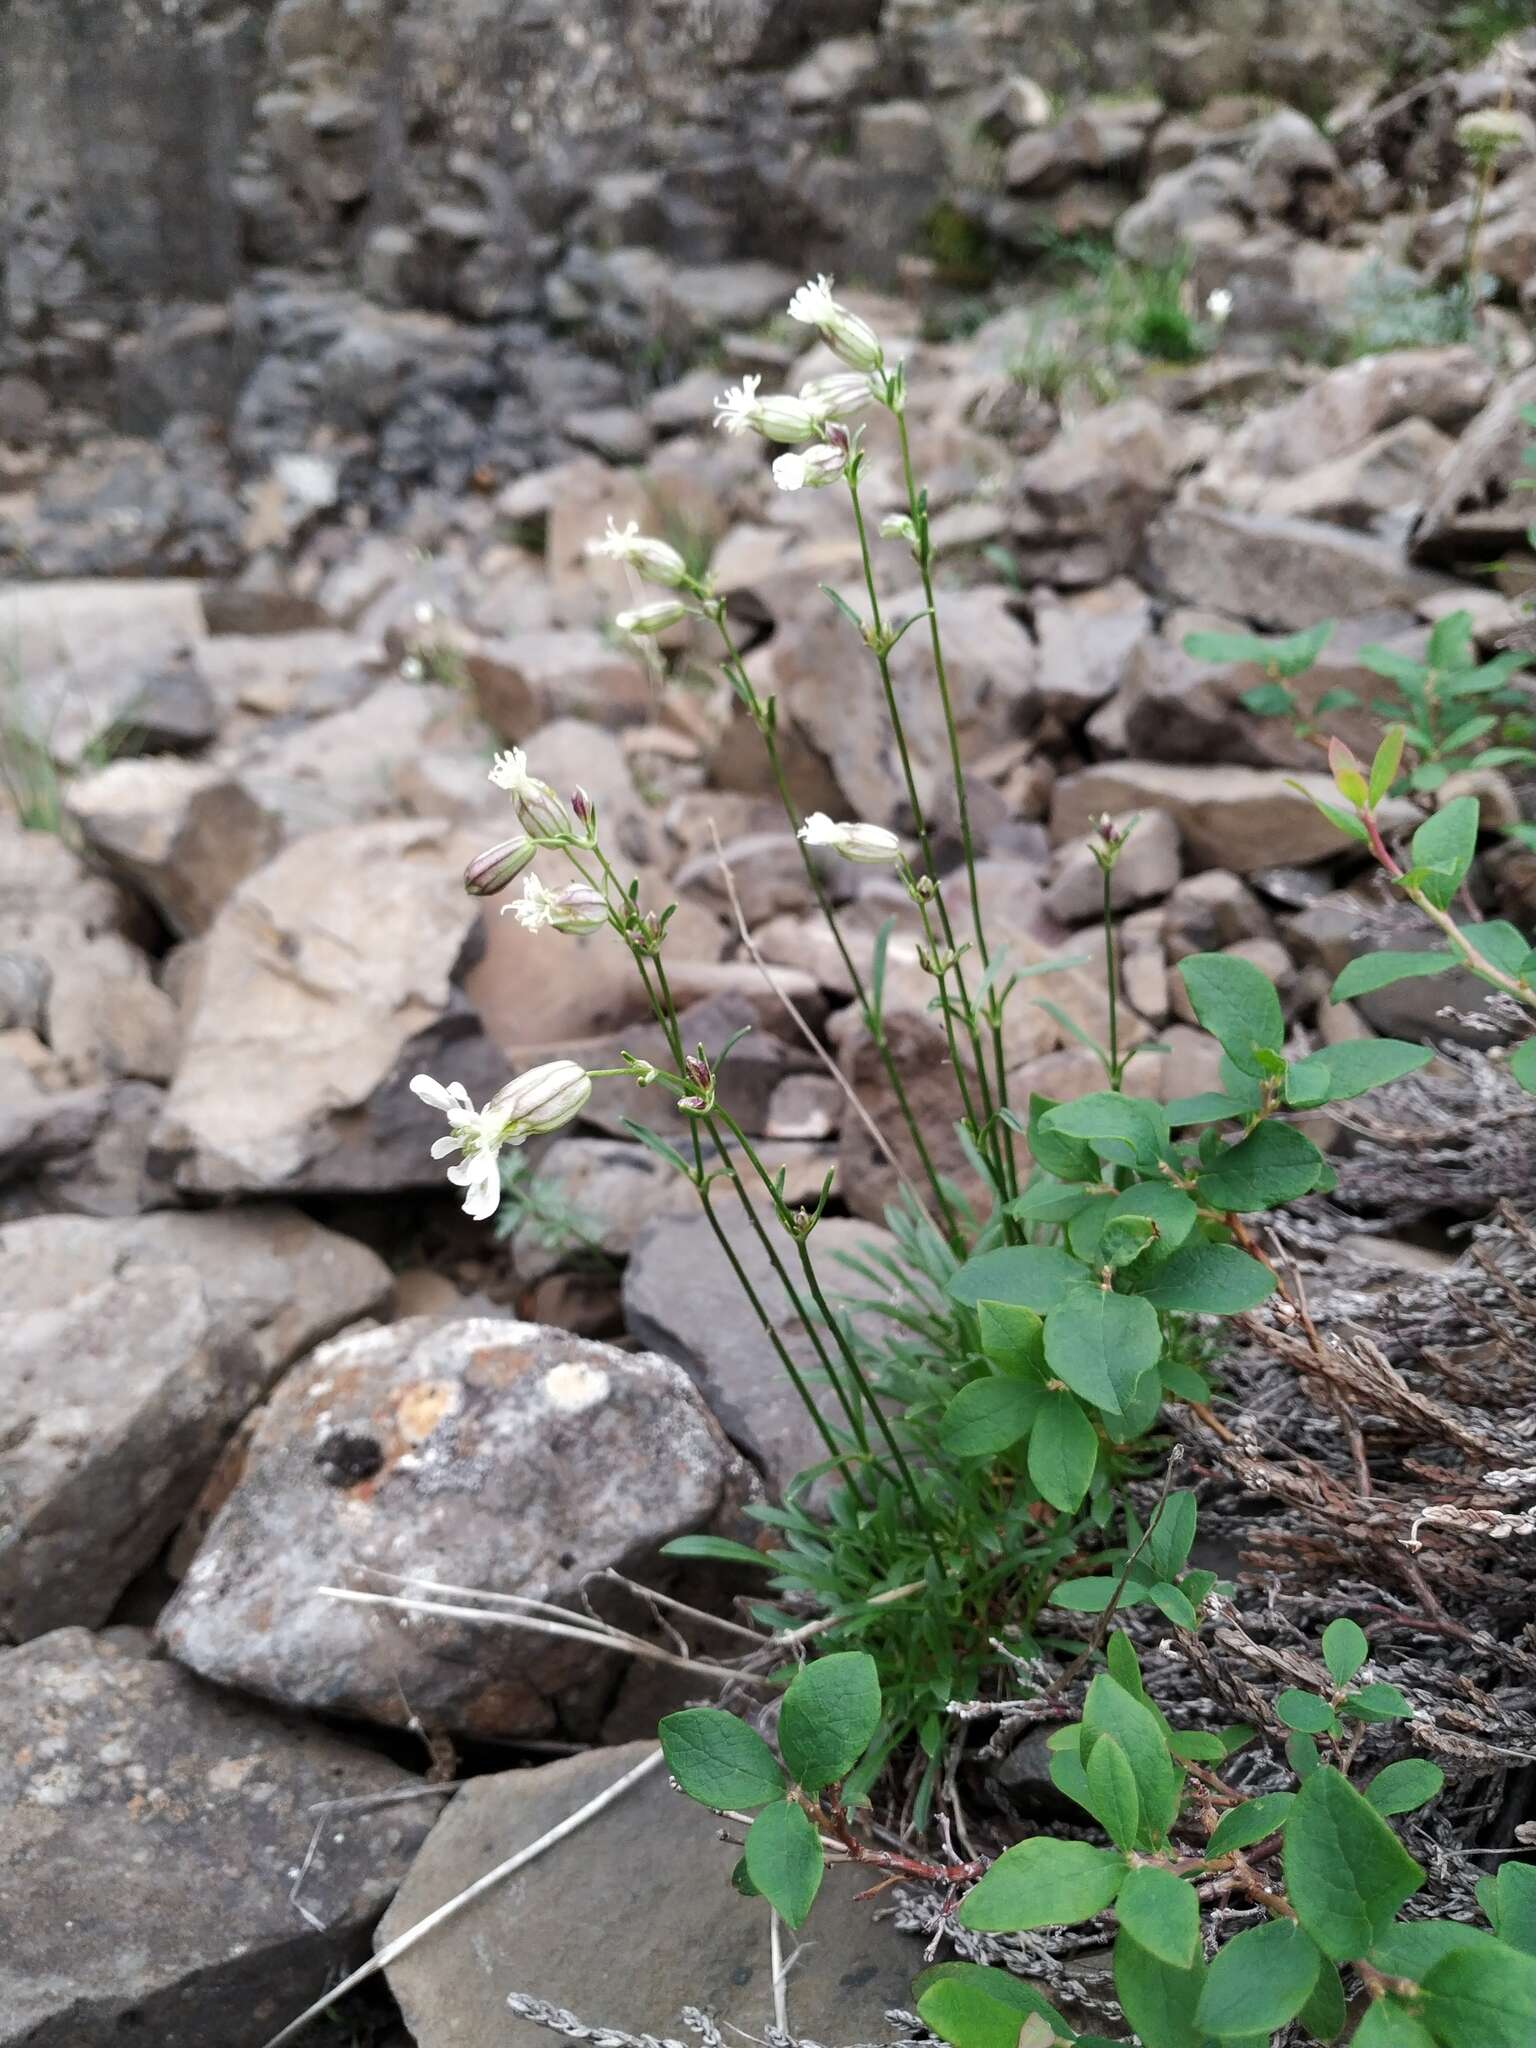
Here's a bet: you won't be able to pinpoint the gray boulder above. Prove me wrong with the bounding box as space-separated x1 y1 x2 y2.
160 1317 755 1737
0 1627 433 2048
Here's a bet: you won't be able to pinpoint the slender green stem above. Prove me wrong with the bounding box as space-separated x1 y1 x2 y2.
891 409 1018 1200
702 604 962 1243
1102 861 1122 1089
844 472 1012 1211
715 1107 946 1573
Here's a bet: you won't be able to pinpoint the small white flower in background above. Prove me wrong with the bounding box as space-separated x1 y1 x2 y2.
1206 287 1234 324
411 1063 592 1221
772 444 849 492
799 371 877 418
798 811 902 865
413 599 436 625
615 598 692 635
786 273 885 373
712 373 827 444
586 517 689 588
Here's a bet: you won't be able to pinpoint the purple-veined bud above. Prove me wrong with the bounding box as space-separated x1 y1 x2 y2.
487 1060 592 1138
464 834 537 897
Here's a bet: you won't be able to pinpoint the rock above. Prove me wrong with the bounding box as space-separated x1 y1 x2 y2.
1053 762 1416 873
1413 162 1536 297
1196 347 1493 508
380 1742 926 2048
66 758 282 938
1012 401 1187 583
834 1007 986 1221
0 432 244 580
1245 107 1356 236
1266 417 1457 530
0 1627 433 2048
784 34 881 109
624 1206 894 1490
1412 365 1536 569
0 1240 265 1638
1115 156 1252 265
0 1060 105 1188
1162 870 1276 962
771 583 1038 828
1046 809 1182 924
1033 578 1154 718
467 628 650 734
0 1206 390 1379
159 1318 754 1737
156 818 506 1197
508 1134 833 1285
1146 505 1449 628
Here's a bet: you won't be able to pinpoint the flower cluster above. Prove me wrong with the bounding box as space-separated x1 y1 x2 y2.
410 1064 592 1220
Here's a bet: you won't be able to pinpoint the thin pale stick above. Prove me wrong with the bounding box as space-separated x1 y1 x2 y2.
259 1746 666 2048
357 1567 634 1638
317 1586 753 1686
770 1908 789 2034
706 819 925 1215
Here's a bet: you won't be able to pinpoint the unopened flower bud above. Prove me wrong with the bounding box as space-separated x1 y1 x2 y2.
570 786 593 826
787 275 884 373
772 444 849 493
798 811 902 865
487 1059 592 1138
880 513 919 546
587 518 690 588
464 833 538 897
683 1053 713 1091
616 599 692 636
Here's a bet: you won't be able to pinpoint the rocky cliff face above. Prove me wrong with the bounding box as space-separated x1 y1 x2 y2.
2 0 1443 436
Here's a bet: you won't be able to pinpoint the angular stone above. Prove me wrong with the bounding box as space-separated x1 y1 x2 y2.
1412 365 1536 568
625 1207 895 1491
1115 156 1251 265
1034 578 1154 717
1013 400 1186 582
1146 505 1450 629
1053 762 1416 872
160 1319 754 1737
0 1246 263 1638
771 582 1038 828
0 1627 432 2048
156 818 505 1196
381 1743 926 2048
66 757 281 938
1267 418 1456 529
0 1206 390 1379
467 628 650 736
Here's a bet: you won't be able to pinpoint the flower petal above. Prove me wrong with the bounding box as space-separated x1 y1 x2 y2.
430 1135 461 1160
460 1158 502 1221
410 1073 454 1113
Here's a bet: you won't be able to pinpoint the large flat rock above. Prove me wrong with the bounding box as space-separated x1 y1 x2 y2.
154 817 506 1195
0 1628 432 2048
1146 503 1450 628
160 1318 755 1737
380 1742 928 2048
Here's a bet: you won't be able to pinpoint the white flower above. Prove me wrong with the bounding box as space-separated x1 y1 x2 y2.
489 747 550 805
586 518 689 588
615 599 692 635
1456 107 1535 157
410 1062 592 1220
1206 287 1234 324
799 371 877 418
772 444 849 492
488 748 569 837
786 273 884 373
506 872 562 932
503 873 609 935
880 513 918 545
714 373 764 435
712 373 826 444
798 811 902 865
